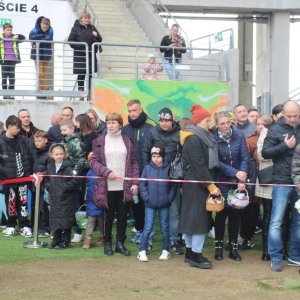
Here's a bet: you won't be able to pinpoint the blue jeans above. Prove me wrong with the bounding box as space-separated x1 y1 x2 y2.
140 207 170 252
268 186 300 261
169 189 180 244
184 234 206 253
164 59 181 80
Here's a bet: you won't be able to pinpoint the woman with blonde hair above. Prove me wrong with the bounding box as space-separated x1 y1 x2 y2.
85 108 106 134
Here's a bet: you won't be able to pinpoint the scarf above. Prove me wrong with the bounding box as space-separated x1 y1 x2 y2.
128 111 147 128
218 128 233 144
185 124 219 169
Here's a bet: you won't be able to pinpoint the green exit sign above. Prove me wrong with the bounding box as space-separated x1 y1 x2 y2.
214 32 223 42
0 19 12 26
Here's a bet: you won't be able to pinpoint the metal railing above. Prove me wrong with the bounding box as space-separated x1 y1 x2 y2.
0 39 89 100
68 0 98 27
148 0 190 49
190 29 234 58
289 86 300 101
92 43 226 82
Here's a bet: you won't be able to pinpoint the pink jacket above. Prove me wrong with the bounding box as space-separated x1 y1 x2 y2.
143 62 163 80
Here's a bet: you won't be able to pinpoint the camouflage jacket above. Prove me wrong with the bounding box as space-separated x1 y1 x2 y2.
62 134 86 174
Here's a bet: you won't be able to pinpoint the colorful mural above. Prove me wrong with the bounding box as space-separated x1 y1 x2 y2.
93 78 230 123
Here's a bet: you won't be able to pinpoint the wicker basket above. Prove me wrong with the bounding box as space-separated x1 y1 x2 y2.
231 189 249 210
206 193 224 212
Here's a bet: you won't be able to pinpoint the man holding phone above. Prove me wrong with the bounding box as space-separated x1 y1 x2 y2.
160 24 186 80
262 100 300 272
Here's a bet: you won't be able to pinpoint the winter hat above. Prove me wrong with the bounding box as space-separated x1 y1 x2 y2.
158 107 173 121
190 104 210 125
148 53 155 58
151 143 165 158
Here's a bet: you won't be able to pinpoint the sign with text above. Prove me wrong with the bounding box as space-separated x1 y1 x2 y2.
0 0 39 16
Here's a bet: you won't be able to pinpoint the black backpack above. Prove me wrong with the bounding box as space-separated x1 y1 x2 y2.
168 145 189 180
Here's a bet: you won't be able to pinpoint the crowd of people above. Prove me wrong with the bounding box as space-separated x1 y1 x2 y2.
1 99 300 272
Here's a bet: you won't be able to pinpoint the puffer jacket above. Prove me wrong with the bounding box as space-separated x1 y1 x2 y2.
212 127 249 200
45 158 78 230
85 169 103 216
29 16 54 61
139 160 177 208
97 121 107 135
262 117 300 184
19 122 39 141
91 133 139 209
30 142 52 192
0 134 32 179
141 121 180 170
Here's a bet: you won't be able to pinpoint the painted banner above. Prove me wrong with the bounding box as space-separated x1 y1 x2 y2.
92 78 230 123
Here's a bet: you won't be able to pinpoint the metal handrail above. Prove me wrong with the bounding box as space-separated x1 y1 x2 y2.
68 0 98 27
148 0 190 49
190 28 234 58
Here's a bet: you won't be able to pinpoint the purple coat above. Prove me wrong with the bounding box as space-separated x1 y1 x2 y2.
91 133 139 209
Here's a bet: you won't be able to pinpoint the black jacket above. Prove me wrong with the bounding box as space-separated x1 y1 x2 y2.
141 121 180 170
31 142 52 192
45 158 78 230
68 20 102 75
48 124 63 143
0 134 32 179
97 121 107 135
262 117 300 184
83 132 98 157
19 122 39 141
160 34 186 62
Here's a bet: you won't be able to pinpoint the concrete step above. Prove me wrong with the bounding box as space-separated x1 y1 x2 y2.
99 29 147 36
97 22 140 29
103 36 151 43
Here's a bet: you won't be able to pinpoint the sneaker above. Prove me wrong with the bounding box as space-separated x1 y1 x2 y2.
71 233 83 243
8 96 15 100
238 237 254 250
255 225 262 234
39 229 52 238
2 227 7 234
146 244 153 254
127 219 135 227
271 260 282 272
137 250 148 262
131 227 137 234
171 242 184 255
20 226 33 238
130 231 142 243
5 227 15 237
55 241 71 250
287 258 300 267
159 250 170 261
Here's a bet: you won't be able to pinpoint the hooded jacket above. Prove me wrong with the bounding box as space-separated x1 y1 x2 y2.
29 16 54 61
139 160 177 208
68 20 102 75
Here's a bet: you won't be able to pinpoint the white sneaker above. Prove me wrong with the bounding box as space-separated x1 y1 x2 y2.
159 250 170 261
237 235 244 245
5 227 16 237
2 227 7 234
131 227 137 234
208 227 215 238
20 226 33 238
137 250 148 262
71 233 83 243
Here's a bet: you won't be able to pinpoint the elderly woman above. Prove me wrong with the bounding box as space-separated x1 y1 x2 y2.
85 108 106 135
212 111 250 262
180 104 220 269
68 11 102 100
91 112 139 256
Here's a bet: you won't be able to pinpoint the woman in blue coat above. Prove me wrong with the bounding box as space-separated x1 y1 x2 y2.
212 111 249 262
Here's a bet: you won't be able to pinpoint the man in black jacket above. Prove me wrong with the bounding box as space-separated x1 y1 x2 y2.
18 109 39 142
262 100 300 272
141 107 183 254
0 115 32 237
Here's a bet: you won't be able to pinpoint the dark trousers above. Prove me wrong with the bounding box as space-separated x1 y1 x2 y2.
52 228 71 245
4 183 30 228
77 74 92 89
132 194 145 231
215 207 240 241
30 192 50 229
240 202 260 239
1 61 16 90
104 191 129 243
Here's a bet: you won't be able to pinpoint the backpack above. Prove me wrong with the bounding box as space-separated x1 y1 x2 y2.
168 145 189 180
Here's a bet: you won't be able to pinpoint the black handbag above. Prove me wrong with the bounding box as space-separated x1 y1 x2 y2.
257 165 273 184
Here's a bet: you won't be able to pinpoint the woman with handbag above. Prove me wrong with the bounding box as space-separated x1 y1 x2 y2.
68 11 102 100
180 104 220 269
212 111 249 261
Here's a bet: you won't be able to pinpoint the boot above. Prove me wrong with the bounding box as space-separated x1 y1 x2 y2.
82 237 92 250
214 239 223 261
104 242 113 256
189 250 212 269
229 240 241 261
261 234 270 261
115 240 131 256
184 247 191 263
95 235 104 247
78 88 84 101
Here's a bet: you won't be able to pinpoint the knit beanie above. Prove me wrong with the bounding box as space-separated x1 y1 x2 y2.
151 144 165 158
190 104 210 125
158 108 173 121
